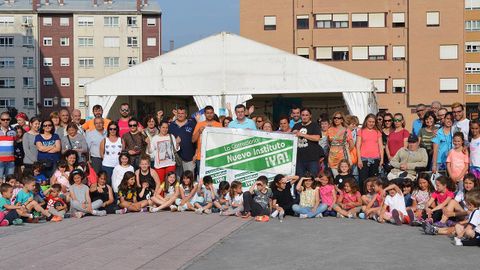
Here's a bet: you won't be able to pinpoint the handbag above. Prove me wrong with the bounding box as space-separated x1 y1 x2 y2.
169 134 182 166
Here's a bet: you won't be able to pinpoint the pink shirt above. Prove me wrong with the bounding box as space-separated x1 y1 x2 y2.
358 128 381 159
387 129 409 157
431 190 454 204
319 184 335 207
118 119 129 138
341 190 361 209
447 150 469 180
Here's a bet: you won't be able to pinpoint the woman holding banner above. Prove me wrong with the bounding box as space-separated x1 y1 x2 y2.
147 121 181 183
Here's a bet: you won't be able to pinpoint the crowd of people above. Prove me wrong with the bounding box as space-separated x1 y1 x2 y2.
0 100 479 246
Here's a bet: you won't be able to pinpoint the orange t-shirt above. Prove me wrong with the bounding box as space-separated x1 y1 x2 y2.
82 118 111 132
193 121 222 160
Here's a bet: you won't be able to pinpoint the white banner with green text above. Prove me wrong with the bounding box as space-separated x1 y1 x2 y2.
199 127 297 190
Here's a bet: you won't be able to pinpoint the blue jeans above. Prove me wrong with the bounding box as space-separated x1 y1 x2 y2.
296 160 319 177
102 165 115 187
0 161 15 179
292 203 328 218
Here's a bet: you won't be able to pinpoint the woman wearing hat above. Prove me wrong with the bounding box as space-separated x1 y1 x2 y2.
13 112 29 132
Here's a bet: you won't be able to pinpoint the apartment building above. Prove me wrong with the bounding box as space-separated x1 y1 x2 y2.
466 0 480 119
0 0 161 117
240 0 466 124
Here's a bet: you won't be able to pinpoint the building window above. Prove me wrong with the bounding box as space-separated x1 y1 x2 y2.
127 37 138 47
351 46 386 60
79 58 94 68
372 79 387 93
392 79 406 93
23 77 34 88
104 37 120 48
78 37 94 47
43 98 53 107
440 78 458 91
0 78 15 88
78 97 86 107
60 78 70 86
0 36 14 47
43 57 53 66
315 47 349 61
78 16 94 26
127 16 137 27
78 77 94 87
0 57 15 68
104 57 119 67
60 37 69 46
147 18 156 26
315 14 332 29
60 17 69 26
466 41 480 53
296 15 309 29
296 47 309 58
104 16 119 27
0 98 15 108
264 16 276 30
466 20 480 31
352 13 385 28
23 36 34 47
332 14 348 28
352 14 368 28
392 46 406 60
392 13 405 28
43 77 53 86
23 57 34 68
22 16 33 25
427 12 440 27
60 57 70 66
466 84 480 94
466 63 480 74
0 16 14 26
23 98 34 108
60 98 70 107
466 0 480 10
128 57 138 67
147 37 156 47
43 37 52 46
440 45 458 60
43 17 52 26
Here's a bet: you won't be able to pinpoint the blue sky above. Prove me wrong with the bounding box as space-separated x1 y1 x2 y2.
157 0 239 51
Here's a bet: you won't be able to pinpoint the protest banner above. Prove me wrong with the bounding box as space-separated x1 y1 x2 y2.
199 127 297 189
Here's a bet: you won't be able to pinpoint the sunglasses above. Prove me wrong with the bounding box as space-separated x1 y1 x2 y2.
384 119 392 122
0 118 10 121
120 109 130 112
43 124 52 127
333 117 343 120
129 124 138 127
393 119 402 122
109 128 117 130
376 118 383 121
256 120 263 123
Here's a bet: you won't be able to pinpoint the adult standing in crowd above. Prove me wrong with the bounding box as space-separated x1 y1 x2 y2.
356 114 383 193
56 109 71 137
292 108 323 177
148 121 180 182
0 111 16 179
192 106 222 172
83 105 110 132
289 106 301 128
430 101 442 118
326 112 353 176
118 103 135 137
278 116 292 133
436 107 448 128
13 125 25 177
386 113 409 162
50 111 60 130
60 123 88 162
228 104 256 130
412 104 427 136
122 118 146 170
381 113 394 164
71 109 85 135
169 106 196 174
432 112 454 174
22 117 40 171
13 112 29 132
375 112 385 131
418 111 438 169
451 102 470 144
35 119 61 177
143 115 159 166
86 117 107 174
100 121 122 185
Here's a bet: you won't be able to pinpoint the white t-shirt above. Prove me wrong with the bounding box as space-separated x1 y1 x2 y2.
384 192 407 215
467 209 480 234
225 193 243 206
453 118 470 145
470 137 480 167
111 165 134 193
454 191 468 211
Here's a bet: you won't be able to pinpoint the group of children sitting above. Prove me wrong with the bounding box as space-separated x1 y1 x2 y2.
1 160 479 247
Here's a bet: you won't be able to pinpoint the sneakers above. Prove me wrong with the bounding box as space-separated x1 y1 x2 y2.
406 209 415 226
255 215 270 222
299 214 308 219
92 210 107 216
433 221 447 228
358 213 366 219
279 212 285 222
170 205 178 212
140 207 148 213
178 205 186 212
454 237 463 246
271 210 279 218
50 216 62 222
12 218 23 225
391 210 402 225
315 213 323 218
195 207 204 214
203 208 212 214
149 207 160 213
423 222 438 235
241 212 251 219
372 214 379 222
74 212 85 218
26 217 39 223
116 208 127 214
347 213 354 219
411 220 423 227
45 214 53 222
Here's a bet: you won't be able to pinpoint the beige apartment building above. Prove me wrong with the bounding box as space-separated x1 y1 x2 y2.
466 0 480 119
241 0 466 124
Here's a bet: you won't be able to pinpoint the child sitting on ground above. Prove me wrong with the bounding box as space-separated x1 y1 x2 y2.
149 172 179 212
333 177 362 218
334 159 353 190
423 176 455 223
15 176 52 222
32 162 49 192
118 171 150 213
317 170 336 217
222 180 244 217
69 169 107 217
292 173 326 219
402 179 413 208
175 170 201 212
0 183 26 226
213 180 230 213
242 176 272 221
50 160 70 193
453 190 480 246
362 178 384 220
5 174 22 204
44 184 67 221
138 178 154 202
195 176 216 214
378 183 414 225
410 173 434 224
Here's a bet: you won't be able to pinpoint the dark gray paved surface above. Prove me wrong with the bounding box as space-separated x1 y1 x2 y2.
0 212 248 270
185 217 480 270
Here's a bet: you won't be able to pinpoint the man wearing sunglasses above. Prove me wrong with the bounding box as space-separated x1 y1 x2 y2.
0 111 16 179
118 103 143 137
122 118 146 169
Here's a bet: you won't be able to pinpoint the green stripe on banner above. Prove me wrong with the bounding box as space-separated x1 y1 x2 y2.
206 136 274 157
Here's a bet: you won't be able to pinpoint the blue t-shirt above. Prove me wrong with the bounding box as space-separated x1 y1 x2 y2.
15 189 33 205
169 119 197 162
228 118 257 130
35 174 47 183
412 119 423 136
0 196 11 211
431 127 453 165
34 133 61 163
289 119 301 129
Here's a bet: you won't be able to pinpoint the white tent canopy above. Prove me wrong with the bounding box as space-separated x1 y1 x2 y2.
86 32 377 120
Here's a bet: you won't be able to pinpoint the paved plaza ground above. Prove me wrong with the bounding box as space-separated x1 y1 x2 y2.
1 213 479 270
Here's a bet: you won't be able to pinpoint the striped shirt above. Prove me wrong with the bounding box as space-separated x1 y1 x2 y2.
0 127 16 162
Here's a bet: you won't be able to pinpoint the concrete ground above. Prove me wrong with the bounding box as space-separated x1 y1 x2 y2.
184 217 480 270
